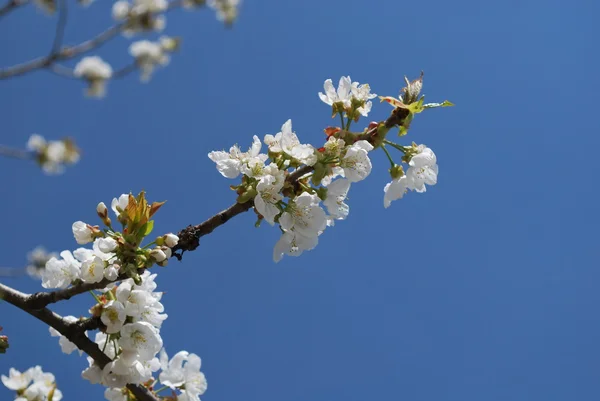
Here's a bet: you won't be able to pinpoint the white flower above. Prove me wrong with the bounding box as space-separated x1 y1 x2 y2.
254 174 283 225
26 134 46 152
164 233 179 248
101 359 147 388
105 388 128 401
340 140 373 182
273 231 318 263
104 264 120 280
406 145 438 193
42 250 81 288
318 76 352 108
116 282 153 317
351 82 376 116
112 0 130 19
96 237 118 253
74 56 113 98
112 0 131 21
97 202 108 217
135 303 168 328
80 256 105 283
22 366 62 401
82 357 103 384
111 194 130 218
1 368 32 390
323 179 350 221
159 350 207 400
265 120 317 166
280 192 326 238
102 301 127 334
150 248 167 262
119 322 163 360
208 135 267 179
129 40 170 82
383 176 409 208
72 221 93 244
49 316 83 355
207 0 240 24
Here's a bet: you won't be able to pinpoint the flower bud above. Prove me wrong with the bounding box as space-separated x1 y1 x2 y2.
150 248 167 263
97 202 108 218
163 233 179 248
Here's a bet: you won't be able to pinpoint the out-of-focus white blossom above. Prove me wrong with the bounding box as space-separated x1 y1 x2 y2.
74 56 113 98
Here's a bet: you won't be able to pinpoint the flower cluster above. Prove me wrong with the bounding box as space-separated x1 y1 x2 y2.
112 0 168 35
42 192 177 289
1 366 62 401
26 134 80 175
207 0 241 25
209 74 451 261
129 36 179 82
74 56 113 98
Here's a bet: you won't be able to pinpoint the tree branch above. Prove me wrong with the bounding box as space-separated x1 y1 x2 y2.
0 282 159 401
170 110 407 258
0 0 184 80
50 0 68 55
0 144 32 160
0 0 27 19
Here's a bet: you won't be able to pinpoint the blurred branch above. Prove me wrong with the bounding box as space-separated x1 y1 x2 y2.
50 0 68 55
0 0 184 80
0 144 32 160
0 0 27 19
0 282 159 401
0 267 27 277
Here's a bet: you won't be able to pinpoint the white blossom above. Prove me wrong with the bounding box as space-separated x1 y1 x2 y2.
26 134 46 152
26 246 57 279
80 256 105 283
279 192 326 238
101 301 127 334
42 250 81 289
254 174 283 225
96 237 118 253
406 145 438 192
340 140 373 182
323 179 351 221
264 120 317 166
1 368 32 391
129 40 170 82
112 0 130 19
119 321 163 360
105 388 128 401
273 231 318 263
207 0 240 24
383 176 409 208
72 221 94 244
351 81 377 116
208 135 267 179
74 56 113 98
111 194 130 218
318 76 352 108
49 315 83 355
159 350 207 400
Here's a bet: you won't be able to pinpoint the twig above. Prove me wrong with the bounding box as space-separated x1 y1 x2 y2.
0 282 159 401
0 145 32 160
50 0 68 55
0 0 185 80
0 0 27 19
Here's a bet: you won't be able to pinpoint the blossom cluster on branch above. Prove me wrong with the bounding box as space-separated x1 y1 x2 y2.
1 366 62 401
208 74 452 262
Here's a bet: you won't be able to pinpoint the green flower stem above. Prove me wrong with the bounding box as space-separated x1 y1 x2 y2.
381 145 395 168
153 386 170 394
383 140 407 153
89 290 102 304
339 113 345 129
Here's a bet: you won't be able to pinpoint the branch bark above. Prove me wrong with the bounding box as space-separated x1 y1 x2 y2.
0 282 159 401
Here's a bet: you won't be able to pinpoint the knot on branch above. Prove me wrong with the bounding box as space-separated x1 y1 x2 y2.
172 224 201 260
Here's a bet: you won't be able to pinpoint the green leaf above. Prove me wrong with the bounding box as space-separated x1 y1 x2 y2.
142 220 154 236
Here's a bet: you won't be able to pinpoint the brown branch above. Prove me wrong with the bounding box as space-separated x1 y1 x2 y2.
0 0 27 19
0 0 184 80
171 110 407 258
0 282 159 401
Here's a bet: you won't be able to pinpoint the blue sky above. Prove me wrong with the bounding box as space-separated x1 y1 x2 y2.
1 0 600 400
